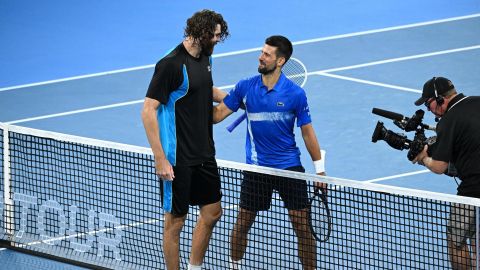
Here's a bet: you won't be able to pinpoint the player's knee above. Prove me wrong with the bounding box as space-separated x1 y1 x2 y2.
164 217 186 237
202 207 222 227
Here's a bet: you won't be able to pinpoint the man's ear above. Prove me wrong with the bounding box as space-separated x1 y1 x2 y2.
277 57 286 68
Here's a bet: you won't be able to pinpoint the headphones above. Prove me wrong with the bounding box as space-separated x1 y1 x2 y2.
432 77 445 106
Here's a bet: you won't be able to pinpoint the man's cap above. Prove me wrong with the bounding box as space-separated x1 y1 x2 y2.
414 77 455 106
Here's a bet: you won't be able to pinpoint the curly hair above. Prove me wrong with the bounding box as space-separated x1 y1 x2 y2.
184 9 229 43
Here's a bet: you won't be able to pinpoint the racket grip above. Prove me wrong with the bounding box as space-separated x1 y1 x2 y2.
226 113 247 132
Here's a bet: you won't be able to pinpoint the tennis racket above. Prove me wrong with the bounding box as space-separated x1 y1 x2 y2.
308 186 332 242
226 57 308 132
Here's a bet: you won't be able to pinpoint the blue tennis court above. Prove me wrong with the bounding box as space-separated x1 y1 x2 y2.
1 1 480 269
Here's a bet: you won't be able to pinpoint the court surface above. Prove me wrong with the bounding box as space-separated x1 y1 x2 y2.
1 1 479 268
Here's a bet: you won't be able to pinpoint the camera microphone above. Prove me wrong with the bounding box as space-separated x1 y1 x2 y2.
372 108 436 131
372 108 405 121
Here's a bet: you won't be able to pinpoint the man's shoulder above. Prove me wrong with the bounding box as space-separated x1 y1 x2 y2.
241 74 261 84
234 75 261 91
467 96 480 102
156 44 186 67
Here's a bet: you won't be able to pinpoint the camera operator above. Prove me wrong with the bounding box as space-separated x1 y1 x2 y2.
412 77 480 270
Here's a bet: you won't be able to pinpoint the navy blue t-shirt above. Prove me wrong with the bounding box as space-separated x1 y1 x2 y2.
432 95 480 197
146 43 215 166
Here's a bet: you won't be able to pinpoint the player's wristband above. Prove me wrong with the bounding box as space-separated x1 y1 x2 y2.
313 150 326 174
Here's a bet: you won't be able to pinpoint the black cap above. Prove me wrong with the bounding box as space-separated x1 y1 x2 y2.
414 77 455 106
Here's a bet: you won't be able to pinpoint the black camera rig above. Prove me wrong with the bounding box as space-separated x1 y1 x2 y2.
371 108 436 161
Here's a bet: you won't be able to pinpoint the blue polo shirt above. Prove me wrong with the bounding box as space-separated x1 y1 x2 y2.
223 73 312 169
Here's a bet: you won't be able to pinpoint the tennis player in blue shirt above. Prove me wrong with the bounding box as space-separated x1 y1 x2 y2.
213 35 325 270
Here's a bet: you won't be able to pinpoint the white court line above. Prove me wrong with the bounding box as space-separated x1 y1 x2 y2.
313 44 480 74
6 84 235 124
365 170 430 183
7 44 478 124
7 100 144 124
315 72 421 93
1 13 479 92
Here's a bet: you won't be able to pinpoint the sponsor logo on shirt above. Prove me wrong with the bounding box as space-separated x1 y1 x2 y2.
207 65 211 72
277 102 284 107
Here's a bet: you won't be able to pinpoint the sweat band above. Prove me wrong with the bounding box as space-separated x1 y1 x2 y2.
313 150 326 174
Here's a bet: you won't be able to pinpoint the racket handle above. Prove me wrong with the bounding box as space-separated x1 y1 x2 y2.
226 113 247 133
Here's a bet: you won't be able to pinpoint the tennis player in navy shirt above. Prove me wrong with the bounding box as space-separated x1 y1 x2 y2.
142 10 229 270
213 35 325 270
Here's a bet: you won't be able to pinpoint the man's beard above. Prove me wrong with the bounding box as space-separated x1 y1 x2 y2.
201 39 216 56
258 62 276 75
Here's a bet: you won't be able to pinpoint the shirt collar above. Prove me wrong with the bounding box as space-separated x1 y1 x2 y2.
446 93 466 112
259 72 287 92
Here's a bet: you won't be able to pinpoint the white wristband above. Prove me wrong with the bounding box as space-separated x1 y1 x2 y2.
313 150 326 174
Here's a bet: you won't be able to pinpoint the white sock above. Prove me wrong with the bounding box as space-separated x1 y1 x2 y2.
187 263 202 270
229 258 242 270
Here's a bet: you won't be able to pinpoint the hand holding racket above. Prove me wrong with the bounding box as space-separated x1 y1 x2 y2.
226 57 308 132
308 185 332 242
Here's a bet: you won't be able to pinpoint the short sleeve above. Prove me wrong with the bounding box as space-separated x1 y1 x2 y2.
295 90 312 127
223 80 247 112
145 60 182 104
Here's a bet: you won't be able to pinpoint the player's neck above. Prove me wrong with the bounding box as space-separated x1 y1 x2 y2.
183 38 201 58
262 70 281 90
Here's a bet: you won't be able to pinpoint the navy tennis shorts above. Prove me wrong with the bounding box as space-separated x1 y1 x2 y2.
160 157 222 216
239 165 308 211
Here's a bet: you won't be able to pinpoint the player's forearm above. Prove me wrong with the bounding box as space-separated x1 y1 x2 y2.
212 106 223 123
213 102 233 124
141 108 166 159
304 135 321 161
213 86 227 103
301 124 322 161
421 157 449 174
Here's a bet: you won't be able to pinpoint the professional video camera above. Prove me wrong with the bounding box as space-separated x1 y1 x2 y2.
371 108 437 161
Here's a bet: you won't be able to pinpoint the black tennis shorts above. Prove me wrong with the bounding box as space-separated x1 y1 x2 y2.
160 157 222 216
239 165 308 211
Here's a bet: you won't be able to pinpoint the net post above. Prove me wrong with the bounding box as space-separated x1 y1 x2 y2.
476 206 479 270
3 124 13 239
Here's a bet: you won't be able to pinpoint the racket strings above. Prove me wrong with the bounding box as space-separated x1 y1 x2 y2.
282 57 308 87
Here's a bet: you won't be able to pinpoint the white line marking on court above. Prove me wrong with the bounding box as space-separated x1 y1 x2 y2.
365 169 430 183
6 84 235 124
293 13 480 46
1 13 478 92
6 100 144 124
0 65 156 92
315 72 421 93
312 45 480 74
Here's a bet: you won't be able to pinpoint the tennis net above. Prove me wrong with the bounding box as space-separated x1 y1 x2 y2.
1 122 479 269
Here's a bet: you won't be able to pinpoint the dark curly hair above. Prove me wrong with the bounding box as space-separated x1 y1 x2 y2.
184 9 229 43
